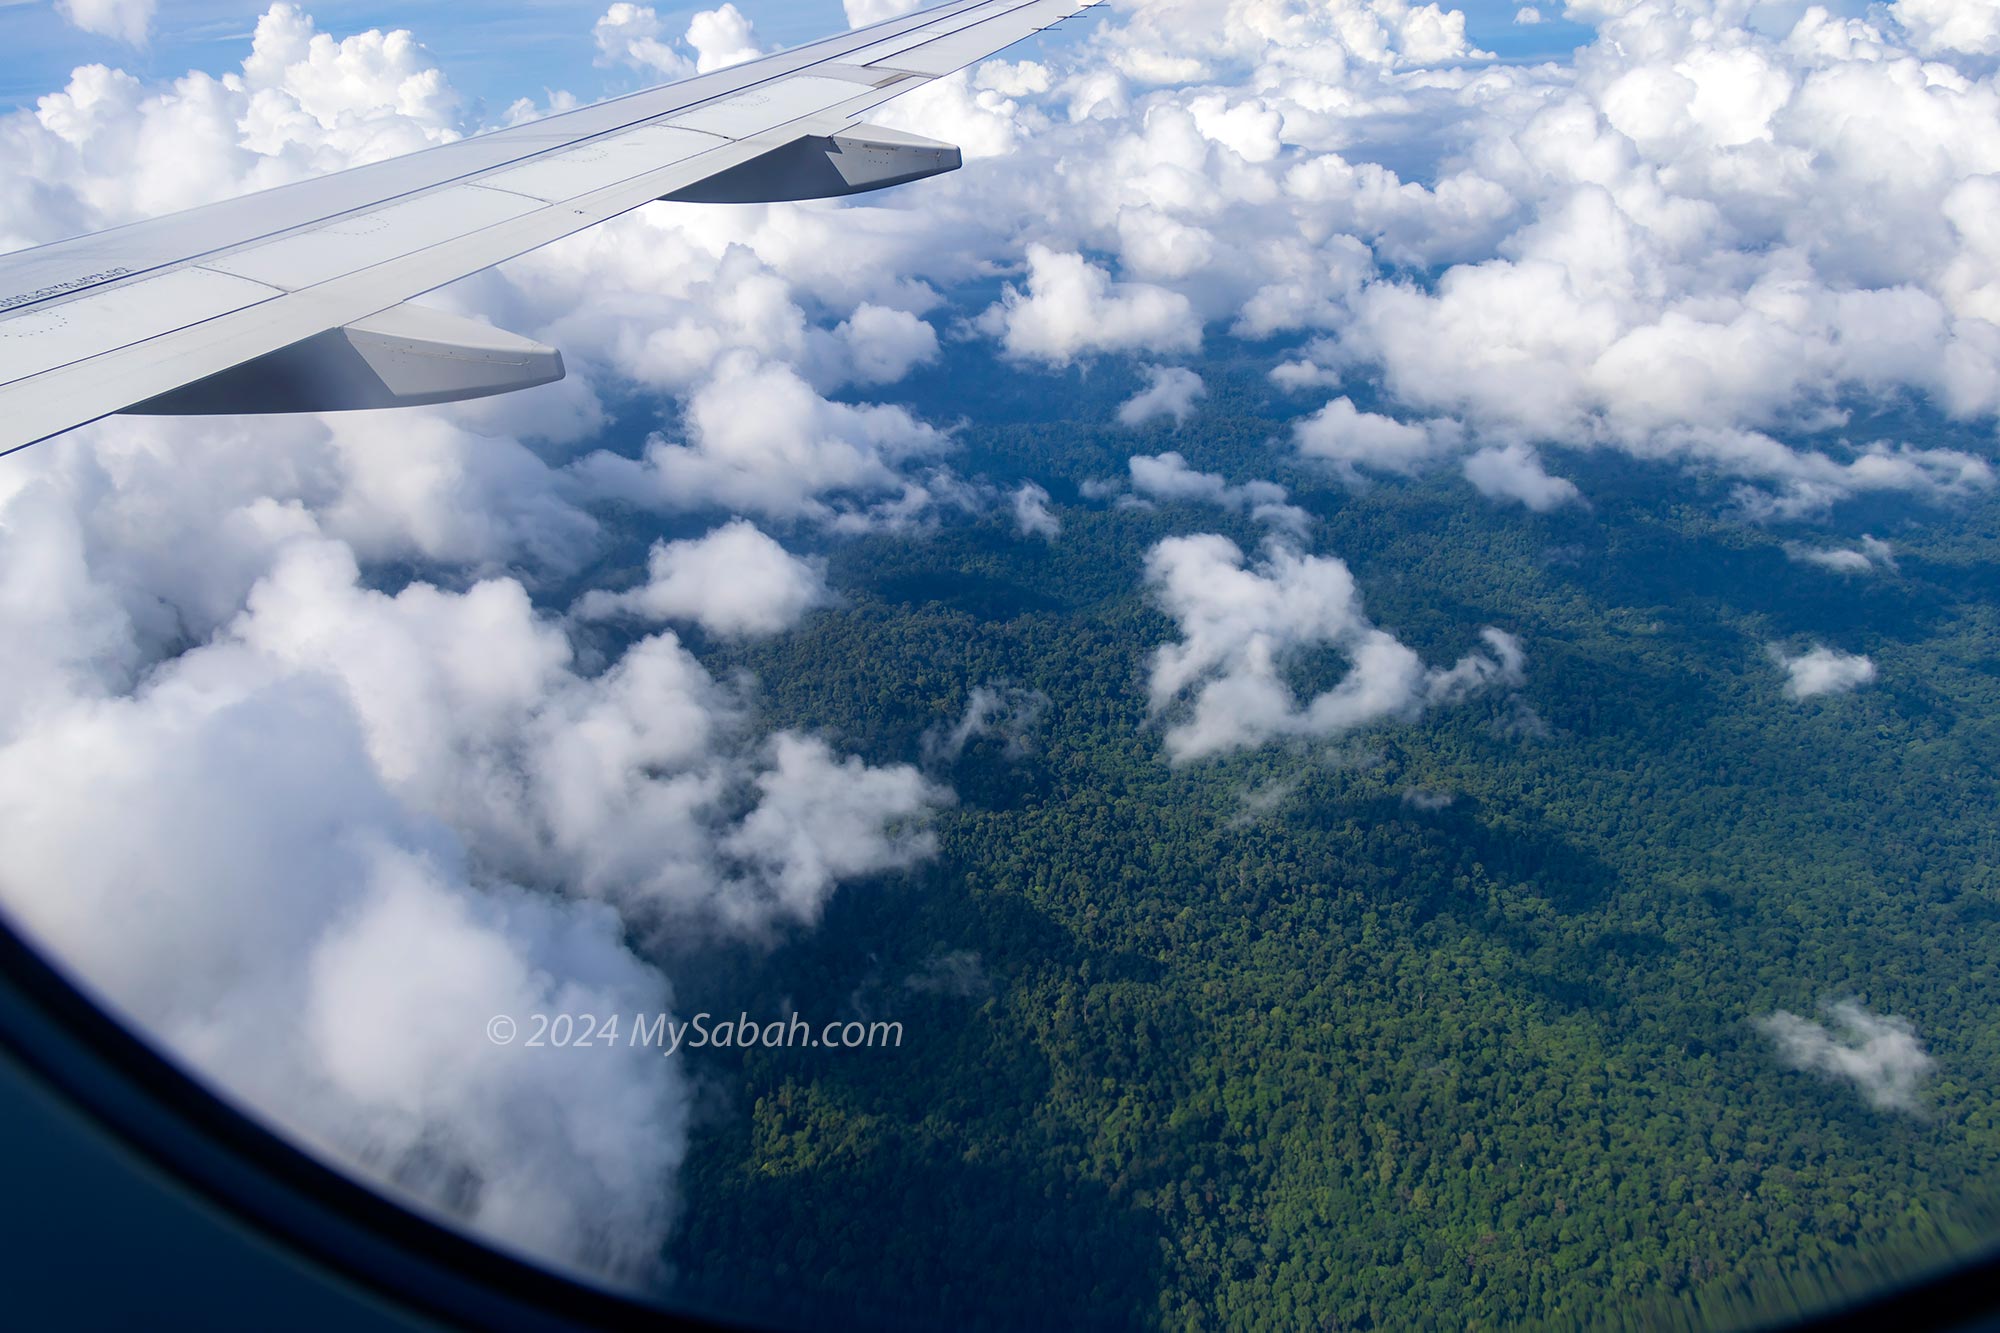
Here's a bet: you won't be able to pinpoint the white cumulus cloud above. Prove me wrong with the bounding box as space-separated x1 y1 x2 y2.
1143 534 1526 759
686 3 760 72
1462 443 1582 511
1125 452 1313 534
567 355 953 525
836 303 940 384
1771 643 1878 698
1758 1000 1934 1112
592 3 759 78
592 2 692 78
1891 0 2000 56
0 459 942 1278
1784 535 1897 575
575 520 829 637
1010 481 1062 539
978 245 1202 365
1118 364 1208 426
1295 397 1462 478
56 0 154 44
1270 358 1343 392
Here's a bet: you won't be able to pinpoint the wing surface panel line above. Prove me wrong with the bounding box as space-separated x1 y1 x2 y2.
0 0 1102 454
0 0 1035 313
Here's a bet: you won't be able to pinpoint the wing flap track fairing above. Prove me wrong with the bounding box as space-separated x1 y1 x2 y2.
126 303 564 415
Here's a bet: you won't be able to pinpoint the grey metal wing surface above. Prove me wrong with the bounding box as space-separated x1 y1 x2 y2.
0 0 1100 457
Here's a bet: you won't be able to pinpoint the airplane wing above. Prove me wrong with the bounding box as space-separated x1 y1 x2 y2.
0 0 1100 457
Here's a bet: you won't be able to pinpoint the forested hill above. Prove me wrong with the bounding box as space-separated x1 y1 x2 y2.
592 355 2000 1331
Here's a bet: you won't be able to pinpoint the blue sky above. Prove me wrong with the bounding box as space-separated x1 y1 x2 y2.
0 0 1600 118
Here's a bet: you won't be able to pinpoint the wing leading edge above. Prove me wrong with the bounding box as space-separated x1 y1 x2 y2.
0 0 1099 457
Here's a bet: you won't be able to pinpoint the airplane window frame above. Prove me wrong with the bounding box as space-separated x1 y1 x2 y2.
0 908 741 1333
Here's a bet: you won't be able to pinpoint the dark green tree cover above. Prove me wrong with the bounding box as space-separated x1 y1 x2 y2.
597 357 2000 1331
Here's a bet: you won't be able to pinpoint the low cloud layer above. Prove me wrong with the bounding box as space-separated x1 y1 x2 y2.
1143 535 1526 760
1118 365 1207 427
0 507 944 1276
567 355 953 526
1294 397 1462 479
978 245 1201 365
925 684 1049 764
576 520 829 638
1124 452 1312 535
1771 643 1878 699
1462 443 1582 512
1010 481 1061 539
1785 535 1897 575
1758 1000 1934 1112
857 0 2000 516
